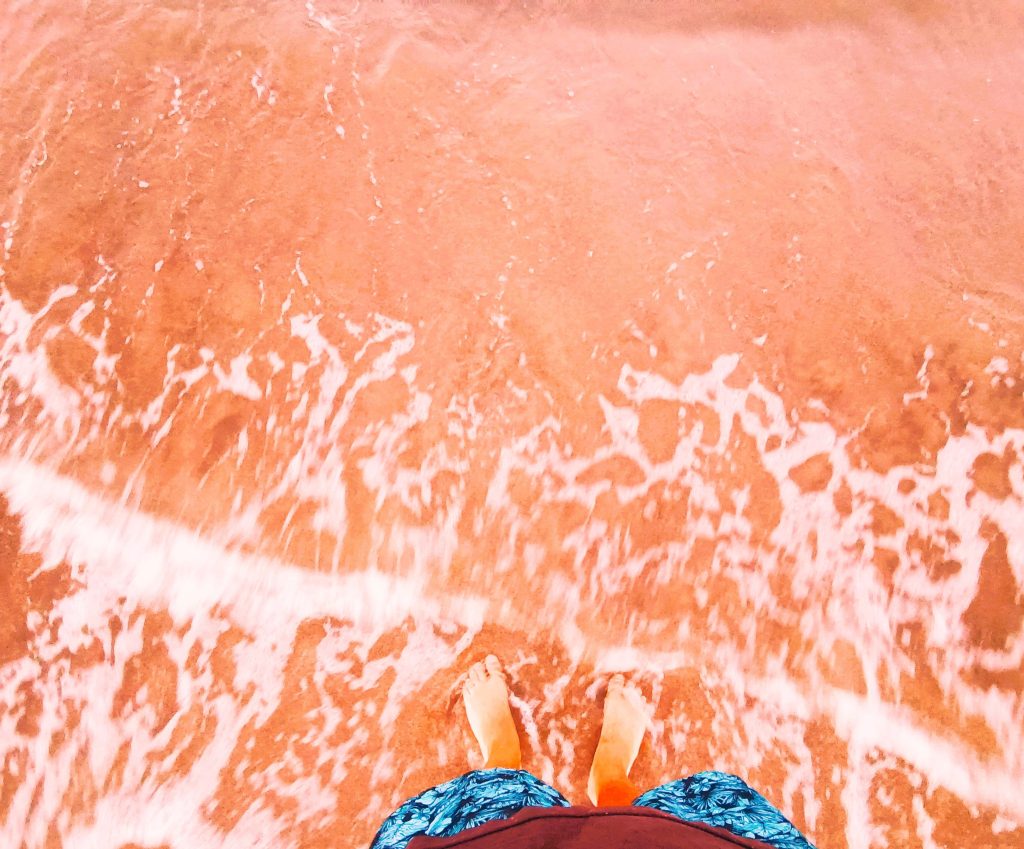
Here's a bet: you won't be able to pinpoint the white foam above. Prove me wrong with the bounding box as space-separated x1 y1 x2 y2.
0 457 487 635
212 353 262 401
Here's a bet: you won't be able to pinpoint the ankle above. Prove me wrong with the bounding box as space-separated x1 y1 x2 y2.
484 741 522 770
596 777 640 806
591 756 628 787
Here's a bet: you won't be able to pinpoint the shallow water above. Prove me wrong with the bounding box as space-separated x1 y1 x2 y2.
1 1 1023 847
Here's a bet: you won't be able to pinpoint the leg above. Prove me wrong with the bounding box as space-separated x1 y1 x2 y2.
633 770 816 849
587 674 649 805
370 655 570 849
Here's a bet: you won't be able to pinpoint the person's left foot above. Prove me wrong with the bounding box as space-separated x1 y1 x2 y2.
462 655 523 769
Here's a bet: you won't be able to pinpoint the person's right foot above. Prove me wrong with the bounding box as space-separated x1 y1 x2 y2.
587 674 649 804
462 655 522 770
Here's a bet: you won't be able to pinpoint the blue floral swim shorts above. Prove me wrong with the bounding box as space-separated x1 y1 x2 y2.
370 768 815 849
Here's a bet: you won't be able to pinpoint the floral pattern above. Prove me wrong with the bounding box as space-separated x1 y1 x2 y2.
370 768 815 849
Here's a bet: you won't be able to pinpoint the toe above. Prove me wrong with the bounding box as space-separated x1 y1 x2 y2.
608 673 625 692
468 662 485 685
484 655 503 678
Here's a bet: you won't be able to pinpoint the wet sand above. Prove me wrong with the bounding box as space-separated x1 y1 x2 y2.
1 1 1023 847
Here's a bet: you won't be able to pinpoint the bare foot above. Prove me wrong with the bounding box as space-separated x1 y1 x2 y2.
587 674 648 804
462 655 522 770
